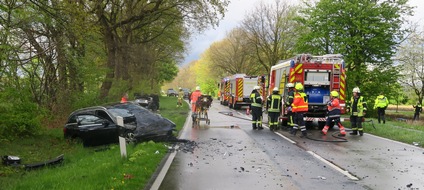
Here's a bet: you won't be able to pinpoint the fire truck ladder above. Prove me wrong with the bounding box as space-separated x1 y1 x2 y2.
332 64 341 90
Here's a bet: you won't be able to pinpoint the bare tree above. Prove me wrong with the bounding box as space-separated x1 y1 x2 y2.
397 28 424 104
241 0 301 75
207 28 260 76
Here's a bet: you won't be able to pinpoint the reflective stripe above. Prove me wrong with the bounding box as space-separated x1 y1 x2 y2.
250 92 262 107
268 94 282 112
292 92 308 112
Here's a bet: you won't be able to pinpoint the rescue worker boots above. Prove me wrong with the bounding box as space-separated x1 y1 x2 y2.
321 125 330 135
252 124 257 130
349 130 358 135
338 124 346 137
258 125 264 130
300 131 307 138
359 131 363 136
290 127 297 135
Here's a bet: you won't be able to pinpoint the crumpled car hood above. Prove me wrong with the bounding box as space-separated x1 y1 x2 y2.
113 103 176 138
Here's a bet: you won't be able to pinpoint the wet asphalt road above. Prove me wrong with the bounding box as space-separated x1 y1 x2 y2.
154 100 424 190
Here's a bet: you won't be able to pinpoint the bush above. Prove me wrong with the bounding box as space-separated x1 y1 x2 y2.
0 88 43 140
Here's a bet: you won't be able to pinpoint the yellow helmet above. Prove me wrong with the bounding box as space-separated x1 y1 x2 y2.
295 83 303 91
330 91 339 97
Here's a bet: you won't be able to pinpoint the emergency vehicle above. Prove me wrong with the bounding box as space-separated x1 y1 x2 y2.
269 54 347 128
219 74 259 109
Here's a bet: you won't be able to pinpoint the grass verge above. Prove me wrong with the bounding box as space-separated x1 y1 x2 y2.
0 96 189 190
342 111 424 148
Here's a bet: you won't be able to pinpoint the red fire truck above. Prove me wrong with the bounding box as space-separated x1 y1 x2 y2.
269 54 347 128
219 74 259 109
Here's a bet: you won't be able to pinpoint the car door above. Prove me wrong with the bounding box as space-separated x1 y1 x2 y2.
76 114 119 146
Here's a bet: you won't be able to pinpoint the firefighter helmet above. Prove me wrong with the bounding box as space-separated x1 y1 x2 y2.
273 87 279 92
254 86 260 90
286 83 294 88
295 83 303 91
352 87 360 93
196 86 200 91
330 91 339 97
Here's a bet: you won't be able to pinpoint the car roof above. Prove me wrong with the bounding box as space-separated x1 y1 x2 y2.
69 102 132 116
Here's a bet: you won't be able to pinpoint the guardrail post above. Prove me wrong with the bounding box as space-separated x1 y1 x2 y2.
117 116 127 158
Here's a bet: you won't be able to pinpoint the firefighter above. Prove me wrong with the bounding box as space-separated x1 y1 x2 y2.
321 91 346 136
346 87 367 136
285 83 295 128
291 83 308 137
190 86 202 122
413 101 422 120
250 86 263 130
267 87 282 131
177 87 184 108
373 92 389 124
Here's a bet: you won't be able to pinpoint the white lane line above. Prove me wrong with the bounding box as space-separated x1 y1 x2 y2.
150 114 191 190
274 131 297 144
150 145 179 190
307 151 359 181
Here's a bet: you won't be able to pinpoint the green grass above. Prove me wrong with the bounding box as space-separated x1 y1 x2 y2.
0 96 189 190
342 111 424 148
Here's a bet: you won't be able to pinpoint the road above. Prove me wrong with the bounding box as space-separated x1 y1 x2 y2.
150 100 424 190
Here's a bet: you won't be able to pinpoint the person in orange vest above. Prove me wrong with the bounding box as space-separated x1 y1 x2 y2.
120 93 128 103
291 83 308 137
321 91 346 136
190 86 202 121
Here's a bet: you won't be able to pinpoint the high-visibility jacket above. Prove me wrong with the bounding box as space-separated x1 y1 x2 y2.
267 93 282 113
190 90 202 104
327 98 341 118
347 96 367 117
374 95 388 109
178 90 184 99
292 91 308 112
285 90 294 107
250 91 262 108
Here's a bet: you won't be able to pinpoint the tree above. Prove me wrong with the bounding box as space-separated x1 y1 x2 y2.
397 29 424 104
87 0 229 99
297 0 413 90
207 28 261 76
241 0 301 76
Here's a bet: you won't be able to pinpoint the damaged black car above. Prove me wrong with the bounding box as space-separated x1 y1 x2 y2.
64 102 176 146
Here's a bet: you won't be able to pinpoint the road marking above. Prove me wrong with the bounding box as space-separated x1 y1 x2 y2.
150 145 179 190
274 131 297 144
150 114 191 190
307 151 359 181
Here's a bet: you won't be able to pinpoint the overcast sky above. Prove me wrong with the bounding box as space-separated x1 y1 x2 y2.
182 0 424 65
